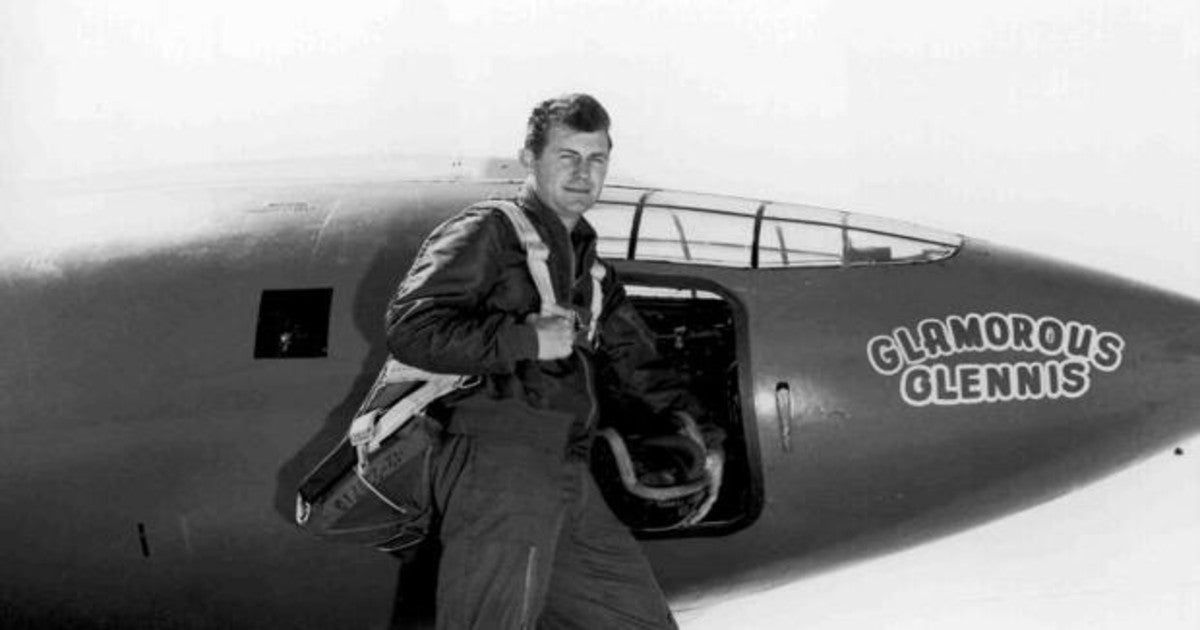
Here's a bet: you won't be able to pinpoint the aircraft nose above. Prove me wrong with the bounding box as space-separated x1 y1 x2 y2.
962 240 1200 454
1121 288 1200 438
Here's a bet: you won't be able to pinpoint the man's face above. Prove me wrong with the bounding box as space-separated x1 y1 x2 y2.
521 123 611 224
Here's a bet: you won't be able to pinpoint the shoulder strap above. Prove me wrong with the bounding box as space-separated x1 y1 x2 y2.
490 201 564 319
490 200 607 344
587 261 606 344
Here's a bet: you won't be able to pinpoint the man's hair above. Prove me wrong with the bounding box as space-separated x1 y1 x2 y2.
524 93 612 157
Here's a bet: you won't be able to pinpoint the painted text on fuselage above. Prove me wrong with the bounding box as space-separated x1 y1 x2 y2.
867 313 1125 406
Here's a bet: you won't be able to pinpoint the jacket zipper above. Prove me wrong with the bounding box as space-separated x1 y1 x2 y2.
566 227 599 430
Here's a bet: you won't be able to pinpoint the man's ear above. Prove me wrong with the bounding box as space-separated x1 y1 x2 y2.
518 147 535 170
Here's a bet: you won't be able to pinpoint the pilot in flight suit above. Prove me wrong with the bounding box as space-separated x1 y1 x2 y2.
385 94 703 629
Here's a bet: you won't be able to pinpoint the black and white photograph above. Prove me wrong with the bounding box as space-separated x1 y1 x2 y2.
2 2 1197 628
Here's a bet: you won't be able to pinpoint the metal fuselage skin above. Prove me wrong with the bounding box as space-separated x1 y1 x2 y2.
1 175 1197 628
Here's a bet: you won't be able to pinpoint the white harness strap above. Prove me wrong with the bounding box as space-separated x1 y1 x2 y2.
350 371 475 469
492 201 565 319
492 200 606 343
587 262 606 343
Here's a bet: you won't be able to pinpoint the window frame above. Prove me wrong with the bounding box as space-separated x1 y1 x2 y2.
587 186 963 269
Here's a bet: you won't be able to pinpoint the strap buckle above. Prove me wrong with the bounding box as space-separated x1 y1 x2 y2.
348 410 380 474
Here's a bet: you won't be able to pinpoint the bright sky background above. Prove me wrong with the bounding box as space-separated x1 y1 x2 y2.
2 1 1197 627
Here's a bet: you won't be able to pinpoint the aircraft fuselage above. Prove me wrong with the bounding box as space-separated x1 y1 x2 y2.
1 174 1197 627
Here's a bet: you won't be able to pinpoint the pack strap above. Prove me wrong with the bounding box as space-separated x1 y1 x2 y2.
491 201 568 319
349 369 479 469
588 262 606 343
491 200 606 343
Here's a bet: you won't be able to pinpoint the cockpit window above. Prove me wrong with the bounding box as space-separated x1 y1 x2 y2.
758 217 843 267
587 186 961 268
637 206 755 266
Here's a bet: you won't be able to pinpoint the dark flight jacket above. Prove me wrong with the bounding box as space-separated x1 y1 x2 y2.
385 186 701 457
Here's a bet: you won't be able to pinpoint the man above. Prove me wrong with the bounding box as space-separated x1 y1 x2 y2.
386 93 705 629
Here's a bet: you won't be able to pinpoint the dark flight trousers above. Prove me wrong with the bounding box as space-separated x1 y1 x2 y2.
431 434 677 630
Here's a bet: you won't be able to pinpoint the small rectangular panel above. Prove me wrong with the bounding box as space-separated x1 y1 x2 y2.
254 288 334 359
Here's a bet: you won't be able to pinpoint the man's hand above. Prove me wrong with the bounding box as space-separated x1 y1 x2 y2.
529 313 575 361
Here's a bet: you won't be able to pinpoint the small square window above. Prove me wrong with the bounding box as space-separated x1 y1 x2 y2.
254 288 333 359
